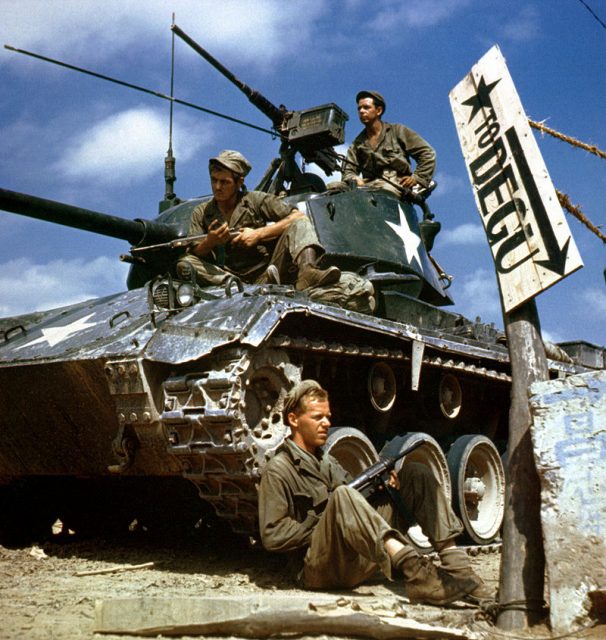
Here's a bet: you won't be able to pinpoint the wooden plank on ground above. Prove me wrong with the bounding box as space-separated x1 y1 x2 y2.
95 595 478 639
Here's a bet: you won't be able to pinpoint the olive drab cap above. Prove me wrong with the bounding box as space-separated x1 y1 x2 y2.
283 380 325 415
356 90 386 111
209 150 252 177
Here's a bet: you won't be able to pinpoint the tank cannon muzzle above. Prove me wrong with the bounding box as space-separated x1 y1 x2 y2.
0 188 178 247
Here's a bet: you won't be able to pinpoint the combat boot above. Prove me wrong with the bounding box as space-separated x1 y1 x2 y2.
439 546 495 604
257 264 280 285
401 554 478 606
295 247 340 291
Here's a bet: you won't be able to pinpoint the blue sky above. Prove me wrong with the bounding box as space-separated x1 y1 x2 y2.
0 0 604 347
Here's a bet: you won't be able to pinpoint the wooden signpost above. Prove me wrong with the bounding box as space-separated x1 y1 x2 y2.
449 46 584 630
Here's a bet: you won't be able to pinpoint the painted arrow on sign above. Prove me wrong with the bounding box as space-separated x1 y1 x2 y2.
504 127 570 275
449 45 583 313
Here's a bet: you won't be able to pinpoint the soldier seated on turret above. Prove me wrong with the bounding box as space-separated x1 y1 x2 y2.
339 91 441 252
176 150 340 290
342 90 436 197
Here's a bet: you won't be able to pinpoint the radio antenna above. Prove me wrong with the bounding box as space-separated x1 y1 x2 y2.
161 13 178 211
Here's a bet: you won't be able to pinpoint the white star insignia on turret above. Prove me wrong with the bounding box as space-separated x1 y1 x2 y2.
15 313 97 350
385 204 422 268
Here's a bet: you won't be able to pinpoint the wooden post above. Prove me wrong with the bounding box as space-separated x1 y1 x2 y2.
497 299 549 630
449 46 585 630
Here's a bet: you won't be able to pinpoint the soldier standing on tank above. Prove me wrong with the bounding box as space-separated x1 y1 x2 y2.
258 379 494 605
342 91 436 196
177 150 340 290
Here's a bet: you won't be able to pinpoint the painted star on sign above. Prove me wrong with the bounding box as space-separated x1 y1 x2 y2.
14 313 97 350
461 75 500 123
385 204 422 268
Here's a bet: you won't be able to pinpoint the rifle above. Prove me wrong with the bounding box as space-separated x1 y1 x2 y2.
347 437 426 529
347 438 425 494
129 229 239 255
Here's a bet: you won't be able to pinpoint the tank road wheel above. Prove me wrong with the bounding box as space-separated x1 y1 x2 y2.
382 433 452 552
323 427 379 477
447 434 505 545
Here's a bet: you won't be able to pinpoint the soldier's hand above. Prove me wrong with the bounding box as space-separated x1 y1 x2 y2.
206 219 232 247
399 175 417 189
387 470 400 490
232 227 259 248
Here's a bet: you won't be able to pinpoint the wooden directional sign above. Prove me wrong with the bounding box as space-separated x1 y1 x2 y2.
449 46 583 313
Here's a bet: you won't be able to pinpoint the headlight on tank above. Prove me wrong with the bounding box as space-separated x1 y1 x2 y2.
176 282 195 307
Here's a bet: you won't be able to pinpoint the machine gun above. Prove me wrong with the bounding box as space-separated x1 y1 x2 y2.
347 438 425 495
171 24 348 190
347 438 426 529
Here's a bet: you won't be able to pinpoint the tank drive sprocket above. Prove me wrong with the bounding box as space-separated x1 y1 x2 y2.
161 347 300 534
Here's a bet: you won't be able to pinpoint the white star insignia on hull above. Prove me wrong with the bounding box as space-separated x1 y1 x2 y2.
385 204 422 269
14 313 97 350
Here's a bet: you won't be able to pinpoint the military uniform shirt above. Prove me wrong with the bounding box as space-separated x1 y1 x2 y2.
342 121 436 188
258 438 351 552
189 190 295 274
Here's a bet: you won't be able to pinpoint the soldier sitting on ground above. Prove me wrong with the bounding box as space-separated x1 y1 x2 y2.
176 150 340 290
258 379 494 605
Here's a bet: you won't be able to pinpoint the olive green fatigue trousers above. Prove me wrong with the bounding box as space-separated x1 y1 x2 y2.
179 216 321 286
302 462 463 589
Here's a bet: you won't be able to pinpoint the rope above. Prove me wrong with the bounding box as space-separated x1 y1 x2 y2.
496 598 547 614
556 190 606 244
475 599 600 640
475 619 599 640
529 120 606 160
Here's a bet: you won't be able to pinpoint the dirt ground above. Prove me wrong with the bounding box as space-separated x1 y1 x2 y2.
0 526 601 640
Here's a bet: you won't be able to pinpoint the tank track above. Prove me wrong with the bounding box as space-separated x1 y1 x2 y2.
160 331 512 537
161 347 300 534
267 335 512 383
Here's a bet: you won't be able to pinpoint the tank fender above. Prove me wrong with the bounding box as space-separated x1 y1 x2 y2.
143 288 427 365
143 286 513 369
0 288 154 365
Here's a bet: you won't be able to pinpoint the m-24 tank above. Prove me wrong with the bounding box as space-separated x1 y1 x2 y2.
0 27 599 549
0 179 590 550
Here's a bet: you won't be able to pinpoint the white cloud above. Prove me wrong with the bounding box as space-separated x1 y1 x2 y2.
55 107 213 184
0 256 128 318
0 0 327 68
369 0 473 31
541 328 562 345
431 172 467 197
440 222 486 246
580 286 606 315
501 5 540 43
452 267 502 324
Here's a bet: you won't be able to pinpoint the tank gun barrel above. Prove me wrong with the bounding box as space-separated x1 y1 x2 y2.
0 188 177 247
171 23 286 129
